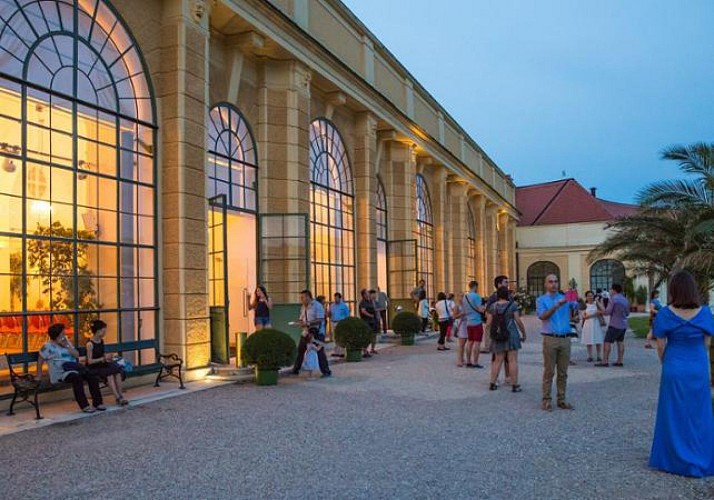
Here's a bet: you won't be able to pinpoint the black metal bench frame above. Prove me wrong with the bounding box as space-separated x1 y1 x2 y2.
154 353 185 389
5 340 184 419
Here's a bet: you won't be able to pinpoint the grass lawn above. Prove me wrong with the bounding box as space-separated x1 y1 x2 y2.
629 316 649 338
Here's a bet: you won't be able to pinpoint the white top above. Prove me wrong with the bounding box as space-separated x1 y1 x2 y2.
434 300 453 321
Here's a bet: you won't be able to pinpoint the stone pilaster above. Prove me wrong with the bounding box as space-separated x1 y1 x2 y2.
255 59 311 302
485 202 499 290
422 163 447 295
447 180 469 292
499 211 509 277
470 192 487 290
508 217 517 283
159 0 210 369
353 112 378 290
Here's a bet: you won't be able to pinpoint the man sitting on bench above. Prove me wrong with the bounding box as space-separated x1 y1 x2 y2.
38 323 105 413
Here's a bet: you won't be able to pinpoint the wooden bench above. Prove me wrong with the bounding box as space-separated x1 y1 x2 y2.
5 340 185 419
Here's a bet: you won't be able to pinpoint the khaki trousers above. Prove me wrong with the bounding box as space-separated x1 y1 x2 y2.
542 336 571 403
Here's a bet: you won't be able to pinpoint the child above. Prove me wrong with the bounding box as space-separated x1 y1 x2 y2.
418 290 429 332
86 319 128 406
302 331 320 380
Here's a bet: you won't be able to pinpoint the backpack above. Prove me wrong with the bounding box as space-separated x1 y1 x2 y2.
490 300 513 342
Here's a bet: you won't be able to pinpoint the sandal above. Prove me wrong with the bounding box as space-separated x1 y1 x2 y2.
541 400 552 412
117 398 129 406
557 401 575 410
511 385 522 393
489 383 498 391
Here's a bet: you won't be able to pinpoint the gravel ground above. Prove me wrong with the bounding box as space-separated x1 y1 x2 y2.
1 316 713 500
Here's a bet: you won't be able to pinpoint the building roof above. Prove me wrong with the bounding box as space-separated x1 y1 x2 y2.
516 179 638 226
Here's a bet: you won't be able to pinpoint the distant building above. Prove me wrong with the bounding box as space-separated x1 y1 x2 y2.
515 179 641 298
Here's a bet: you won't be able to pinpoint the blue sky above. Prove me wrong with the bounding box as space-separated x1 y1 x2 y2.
342 0 714 203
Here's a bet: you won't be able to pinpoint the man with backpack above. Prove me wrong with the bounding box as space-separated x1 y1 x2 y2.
537 274 580 411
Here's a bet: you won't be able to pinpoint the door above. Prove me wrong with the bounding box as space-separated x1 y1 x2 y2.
208 195 229 363
387 239 418 313
226 211 257 339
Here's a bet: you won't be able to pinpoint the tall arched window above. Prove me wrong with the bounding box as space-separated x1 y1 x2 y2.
0 1 158 366
527 261 560 297
590 259 625 292
207 103 257 212
309 118 355 307
415 174 434 299
376 176 388 292
466 205 476 284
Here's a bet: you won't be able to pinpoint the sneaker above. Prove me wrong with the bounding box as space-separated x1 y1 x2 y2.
362 352 372 358
81 406 96 414
321 372 332 378
94 405 107 411
473 364 485 369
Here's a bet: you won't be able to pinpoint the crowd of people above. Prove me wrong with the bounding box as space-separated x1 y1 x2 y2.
31 269 713 478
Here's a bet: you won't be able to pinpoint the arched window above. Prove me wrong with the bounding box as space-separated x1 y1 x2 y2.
376 176 387 242
466 205 476 284
207 103 257 212
309 118 354 307
527 261 560 297
376 176 388 292
590 259 625 292
0 1 157 365
415 174 434 299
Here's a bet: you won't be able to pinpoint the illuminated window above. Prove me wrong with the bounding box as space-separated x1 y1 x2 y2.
207 103 257 212
376 176 387 242
309 118 354 307
414 174 434 299
590 259 625 292
527 261 560 297
0 1 157 371
466 205 476 283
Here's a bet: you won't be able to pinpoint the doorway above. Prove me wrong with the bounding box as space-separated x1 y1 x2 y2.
208 198 257 364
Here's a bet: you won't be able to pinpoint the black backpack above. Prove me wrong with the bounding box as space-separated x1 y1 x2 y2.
490 300 513 342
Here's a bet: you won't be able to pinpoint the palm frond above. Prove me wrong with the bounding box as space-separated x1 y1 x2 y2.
660 143 714 177
636 178 711 208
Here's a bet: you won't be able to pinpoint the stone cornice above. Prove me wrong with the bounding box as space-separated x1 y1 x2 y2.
219 0 518 215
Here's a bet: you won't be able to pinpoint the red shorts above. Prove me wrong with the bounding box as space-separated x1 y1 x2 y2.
467 324 484 342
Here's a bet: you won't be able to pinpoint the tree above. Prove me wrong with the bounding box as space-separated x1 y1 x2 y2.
590 143 714 300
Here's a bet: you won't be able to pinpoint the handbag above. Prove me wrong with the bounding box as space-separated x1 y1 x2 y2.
114 357 134 373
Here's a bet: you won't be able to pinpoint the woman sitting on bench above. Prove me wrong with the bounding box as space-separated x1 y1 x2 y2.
86 320 129 406
38 323 105 413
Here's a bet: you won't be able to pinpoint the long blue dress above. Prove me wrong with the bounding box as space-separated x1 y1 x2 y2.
649 306 714 477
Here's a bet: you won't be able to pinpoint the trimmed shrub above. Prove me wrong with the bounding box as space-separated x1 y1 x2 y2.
241 328 296 370
334 317 372 350
391 311 422 336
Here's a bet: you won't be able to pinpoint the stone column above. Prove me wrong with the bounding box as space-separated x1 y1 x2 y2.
470 192 487 289
159 0 211 370
499 211 509 276
353 112 378 290
257 60 311 216
508 217 517 283
447 180 469 292
421 163 447 295
255 59 311 303
485 202 499 289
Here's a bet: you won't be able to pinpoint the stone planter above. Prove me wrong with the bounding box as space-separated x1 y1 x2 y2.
255 368 279 386
399 333 416 346
345 349 363 362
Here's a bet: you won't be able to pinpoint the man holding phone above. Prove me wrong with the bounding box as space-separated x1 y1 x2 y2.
537 274 579 412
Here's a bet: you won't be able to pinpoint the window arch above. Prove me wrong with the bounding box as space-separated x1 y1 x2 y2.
466 204 476 284
590 259 625 292
376 175 387 242
207 102 257 212
527 261 560 297
0 1 158 365
309 118 355 307
415 174 434 299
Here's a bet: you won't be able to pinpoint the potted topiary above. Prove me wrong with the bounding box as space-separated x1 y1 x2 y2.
391 311 421 345
241 328 297 386
334 317 372 362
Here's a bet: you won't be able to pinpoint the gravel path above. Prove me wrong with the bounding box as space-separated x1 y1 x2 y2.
1 317 713 499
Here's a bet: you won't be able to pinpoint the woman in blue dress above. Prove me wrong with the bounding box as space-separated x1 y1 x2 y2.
649 270 714 477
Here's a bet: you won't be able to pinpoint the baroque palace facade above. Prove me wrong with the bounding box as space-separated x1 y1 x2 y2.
0 0 517 383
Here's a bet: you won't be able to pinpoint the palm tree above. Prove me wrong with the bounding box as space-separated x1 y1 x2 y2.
590 143 714 300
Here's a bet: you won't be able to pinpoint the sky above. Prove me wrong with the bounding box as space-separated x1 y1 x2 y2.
341 0 714 203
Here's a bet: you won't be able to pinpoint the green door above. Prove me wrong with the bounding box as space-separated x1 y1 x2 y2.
208 195 230 363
